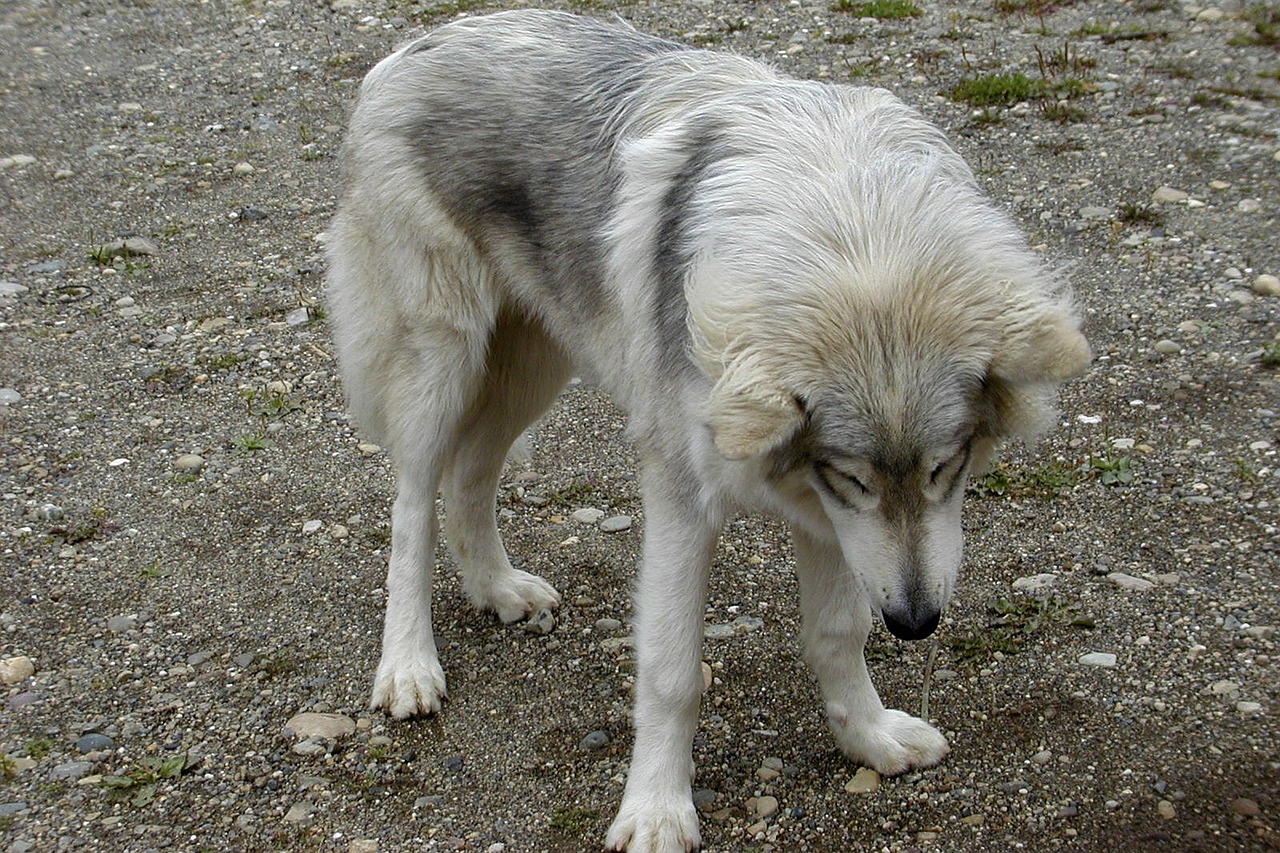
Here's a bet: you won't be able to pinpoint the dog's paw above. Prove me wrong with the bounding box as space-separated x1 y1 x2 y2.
828 705 949 776
465 568 560 624
605 799 700 853
369 655 447 719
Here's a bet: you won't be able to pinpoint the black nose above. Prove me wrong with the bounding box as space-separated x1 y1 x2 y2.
883 607 941 641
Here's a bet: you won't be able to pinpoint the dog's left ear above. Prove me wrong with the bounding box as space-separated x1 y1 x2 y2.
990 311 1091 386
706 359 805 460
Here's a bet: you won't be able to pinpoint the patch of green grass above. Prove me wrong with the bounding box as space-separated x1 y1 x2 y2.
1088 452 1135 486
233 434 272 454
951 73 1047 105
545 476 601 508
550 806 600 835
0 754 15 780
1117 202 1166 227
831 0 922 17
1260 340 1280 367
949 594 1090 665
1039 100 1089 123
1229 3 1280 46
98 755 187 807
261 648 302 677
24 738 55 760
139 560 166 580
201 351 247 372
969 460 1079 498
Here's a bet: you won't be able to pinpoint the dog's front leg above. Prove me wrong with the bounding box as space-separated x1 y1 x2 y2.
792 525 949 775
606 471 720 853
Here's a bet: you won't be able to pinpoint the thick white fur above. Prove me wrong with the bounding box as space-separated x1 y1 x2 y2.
328 12 1088 852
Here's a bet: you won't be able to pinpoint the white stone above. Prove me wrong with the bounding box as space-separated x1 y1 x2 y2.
1237 701 1264 716
1108 572 1155 592
0 656 35 685
302 519 324 535
599 515 632 533
571 508 605 524
174 454 205 472
754 795 779 818
1251 274 1280 296
1236 199 1261 213
1151 186 1188 203
1078 652 1117 668
1012 573 1058 593
285 712 356 740
233 162 255 175
845 767 880 794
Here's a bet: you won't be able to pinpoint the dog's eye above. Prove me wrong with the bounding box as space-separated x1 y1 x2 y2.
814 461 870 506
930 443 972 488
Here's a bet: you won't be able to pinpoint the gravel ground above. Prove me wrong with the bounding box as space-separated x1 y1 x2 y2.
2 0 1278 851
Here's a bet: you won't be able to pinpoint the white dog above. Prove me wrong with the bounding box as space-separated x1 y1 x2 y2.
326 10 1089 852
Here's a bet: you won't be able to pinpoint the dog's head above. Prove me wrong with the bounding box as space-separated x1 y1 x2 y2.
684 133 1089 639
698 284 1088 639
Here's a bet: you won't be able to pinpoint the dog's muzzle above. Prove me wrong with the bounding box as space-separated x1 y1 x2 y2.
882 607 941 641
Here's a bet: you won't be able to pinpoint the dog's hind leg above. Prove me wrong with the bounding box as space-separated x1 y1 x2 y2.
791 525 950 775
329 225 499 719
441 307 569 623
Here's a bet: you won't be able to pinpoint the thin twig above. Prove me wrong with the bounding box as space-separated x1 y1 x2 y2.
921 638 940 720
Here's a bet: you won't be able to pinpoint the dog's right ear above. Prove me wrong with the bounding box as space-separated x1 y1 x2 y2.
706 361 806 460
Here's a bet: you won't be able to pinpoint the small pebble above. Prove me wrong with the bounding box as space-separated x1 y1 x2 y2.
1078 652 1117 668
1151 186 1188 203
844 767 880 794
1157 799 1176 819
1153 340 1181 355
0 656 35 685
571 508 605 524
1252 274 1280 296
107 615 137 633
174 454 205 473
754 795 779 818
75 733 114 753
233 162 256 175
302 520 324 535
1108 572 1155 592
285 712 356 740
523 608 556 635
599 515 632 533
1231 798 1261 817
579 730 610 751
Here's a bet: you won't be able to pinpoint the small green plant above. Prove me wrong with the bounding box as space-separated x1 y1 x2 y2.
0 754 15 780
1039 100 1089 123
949 594 1089 665
24 738 55 760
201 351 248 372
546 476 601 508
234 434 272 454
99 755 187 807
969 460 1079 498
261 648 301 677
831 0 922 16
1229 3 1280 46
1117 202 1166 227
951 73 1046 105
1261 341 1280 367
1089 452 1134 485
550 806 600 835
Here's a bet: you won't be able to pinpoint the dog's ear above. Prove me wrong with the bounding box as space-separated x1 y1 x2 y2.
990 311 1091 386
706 362 805 460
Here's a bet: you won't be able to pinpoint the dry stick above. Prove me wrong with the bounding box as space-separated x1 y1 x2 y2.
921 638 940 720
